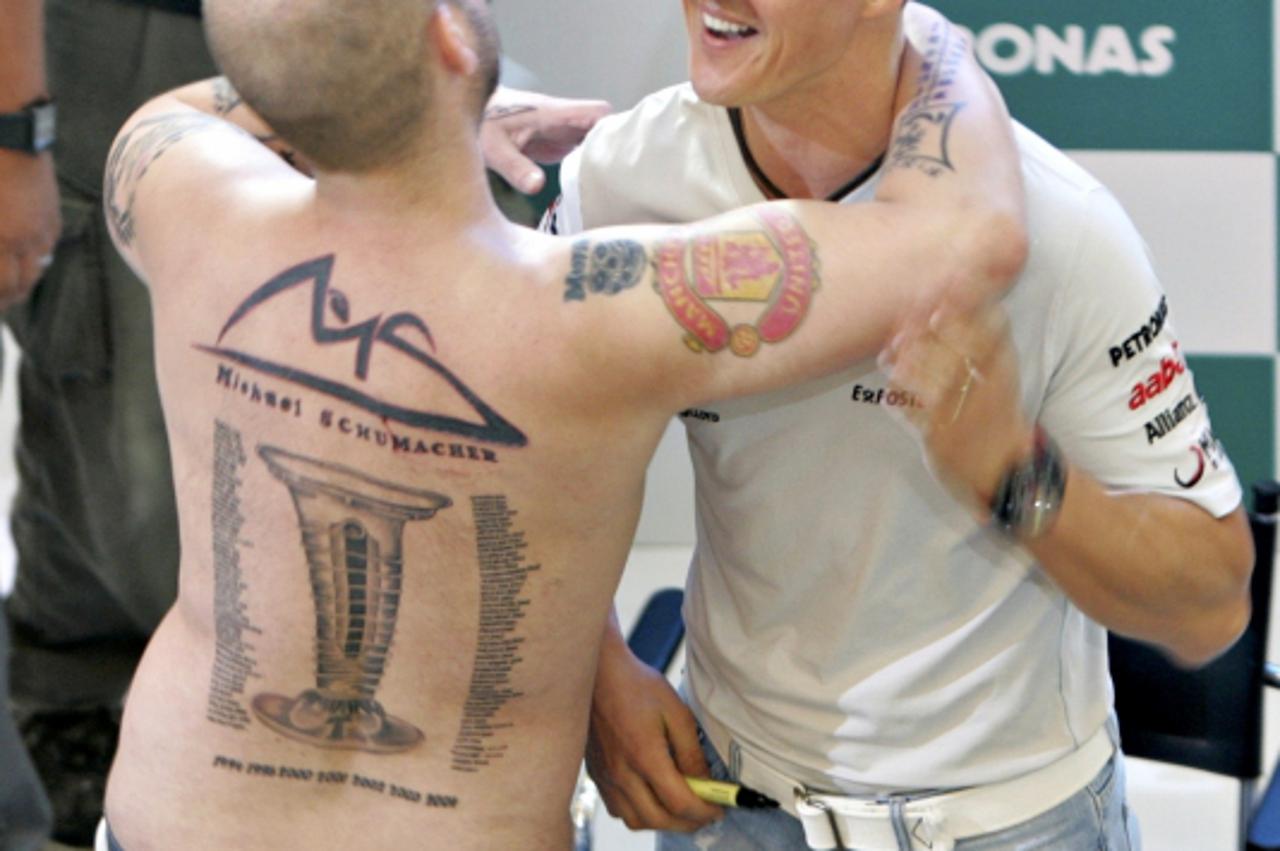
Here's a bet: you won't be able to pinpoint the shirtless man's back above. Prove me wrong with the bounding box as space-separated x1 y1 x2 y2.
99 0 1025 847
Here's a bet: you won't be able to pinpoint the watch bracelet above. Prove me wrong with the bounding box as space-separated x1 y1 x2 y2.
989 426 1067 539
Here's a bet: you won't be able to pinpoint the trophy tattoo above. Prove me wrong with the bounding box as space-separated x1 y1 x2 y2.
254 445 451 753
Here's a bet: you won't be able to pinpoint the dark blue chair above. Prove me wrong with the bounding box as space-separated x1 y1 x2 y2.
572 588 688 851
1108 481 1280 850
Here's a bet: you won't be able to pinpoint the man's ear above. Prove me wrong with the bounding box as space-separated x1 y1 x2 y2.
429 2 479 77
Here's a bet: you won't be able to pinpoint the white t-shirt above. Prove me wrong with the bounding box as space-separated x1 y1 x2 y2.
547 83 1242 793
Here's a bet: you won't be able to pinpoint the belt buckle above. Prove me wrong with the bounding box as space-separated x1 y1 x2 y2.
797 789 849 851
797 789 957 851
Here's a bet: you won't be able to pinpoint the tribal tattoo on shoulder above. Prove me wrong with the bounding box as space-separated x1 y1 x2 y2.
887 21 968 177
104 112 227 247
212 76 244 116
565 207 818 358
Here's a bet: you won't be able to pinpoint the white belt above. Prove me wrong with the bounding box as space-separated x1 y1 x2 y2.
701 713 1114 851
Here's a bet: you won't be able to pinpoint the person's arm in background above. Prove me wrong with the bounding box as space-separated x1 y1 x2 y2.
113 77 610 192
0 0 60 308
103 76 611 277
480 85 610 195
582 16 1026 834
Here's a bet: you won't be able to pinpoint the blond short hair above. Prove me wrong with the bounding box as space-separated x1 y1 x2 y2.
205 0 439 172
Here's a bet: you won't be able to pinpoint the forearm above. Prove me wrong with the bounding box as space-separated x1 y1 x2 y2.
877 12 1026 289
597 607 629 674
1028 467 1253 667
0 0 47 109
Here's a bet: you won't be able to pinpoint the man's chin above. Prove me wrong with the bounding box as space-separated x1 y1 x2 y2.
689 73 748 108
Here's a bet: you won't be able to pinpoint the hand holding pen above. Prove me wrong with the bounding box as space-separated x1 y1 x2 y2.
685 777 779 810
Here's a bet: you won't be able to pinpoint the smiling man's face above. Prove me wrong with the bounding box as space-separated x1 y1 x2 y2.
681 0 874 107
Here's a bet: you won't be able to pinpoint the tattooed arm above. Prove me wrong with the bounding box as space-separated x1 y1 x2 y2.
560 14 1025 413
103 77 307 277
876 8 1026 301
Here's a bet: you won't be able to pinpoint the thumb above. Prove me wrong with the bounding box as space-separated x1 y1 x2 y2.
485 134 545 195
665 705 710 778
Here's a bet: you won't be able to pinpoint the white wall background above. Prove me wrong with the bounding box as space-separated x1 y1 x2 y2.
495 1 688 110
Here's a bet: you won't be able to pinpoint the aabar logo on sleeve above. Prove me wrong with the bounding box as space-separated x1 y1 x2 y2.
1127 341 1185 411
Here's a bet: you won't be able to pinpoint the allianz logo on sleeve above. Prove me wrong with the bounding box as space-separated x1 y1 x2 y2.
955 23 1175 78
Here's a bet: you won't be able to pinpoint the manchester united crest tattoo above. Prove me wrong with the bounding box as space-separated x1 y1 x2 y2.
654 206 818 357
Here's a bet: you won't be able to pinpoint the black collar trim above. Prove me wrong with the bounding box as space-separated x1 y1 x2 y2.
728 107 885 203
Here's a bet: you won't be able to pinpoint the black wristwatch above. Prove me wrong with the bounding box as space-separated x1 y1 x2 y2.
0 99 57 154
989 426 1067 540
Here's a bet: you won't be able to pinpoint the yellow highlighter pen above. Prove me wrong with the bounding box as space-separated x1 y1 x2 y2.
685 777 780 810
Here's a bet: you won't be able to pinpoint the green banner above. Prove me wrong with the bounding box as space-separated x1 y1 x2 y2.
928 0 1273 151
1186 355 1275 494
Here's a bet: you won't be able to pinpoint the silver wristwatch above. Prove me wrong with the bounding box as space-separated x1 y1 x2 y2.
989 426 1067 539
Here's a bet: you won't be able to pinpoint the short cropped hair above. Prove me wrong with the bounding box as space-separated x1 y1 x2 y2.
206 0 491 173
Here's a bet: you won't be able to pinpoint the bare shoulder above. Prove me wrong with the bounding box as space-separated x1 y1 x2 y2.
105 101 306 281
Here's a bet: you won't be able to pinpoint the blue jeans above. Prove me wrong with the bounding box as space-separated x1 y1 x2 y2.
657 733 1141 851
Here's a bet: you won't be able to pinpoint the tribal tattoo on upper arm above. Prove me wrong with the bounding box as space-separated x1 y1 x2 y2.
104 112 227 247
212 76 244 116
564 207 818 358
887 21 968 177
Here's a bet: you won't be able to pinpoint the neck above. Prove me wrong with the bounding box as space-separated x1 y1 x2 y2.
739 28 905 200
312 117 507 241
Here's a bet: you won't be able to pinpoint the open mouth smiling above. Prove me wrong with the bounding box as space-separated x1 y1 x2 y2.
703 10 759 41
